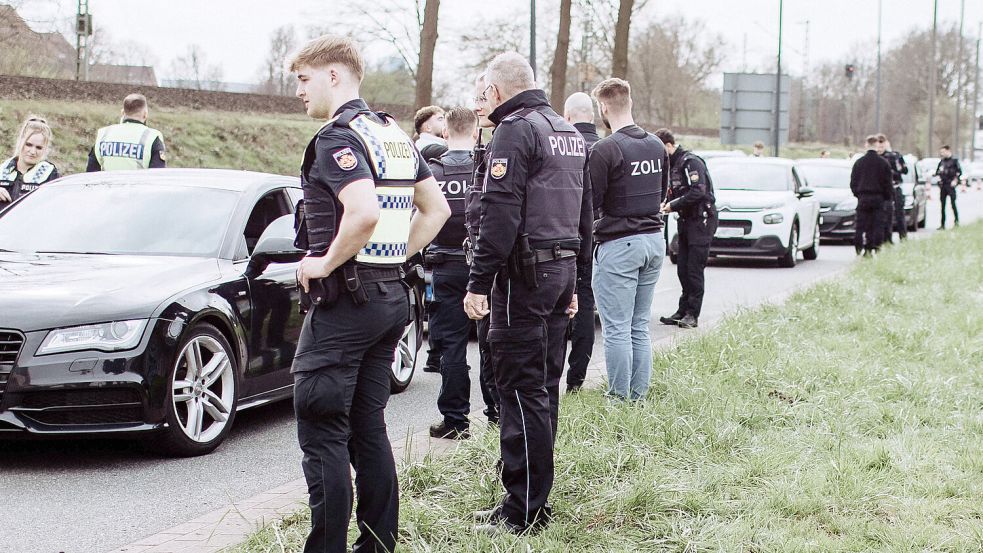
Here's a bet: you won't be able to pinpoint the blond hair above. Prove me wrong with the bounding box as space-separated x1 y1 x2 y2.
591 78 631 112
13 115 52 159
122 93 148 117
288 35 364 81
445 107 477 138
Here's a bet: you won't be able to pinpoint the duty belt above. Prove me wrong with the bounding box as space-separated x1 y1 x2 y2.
353 265 403 283
424 251 467 265
534 245 577 263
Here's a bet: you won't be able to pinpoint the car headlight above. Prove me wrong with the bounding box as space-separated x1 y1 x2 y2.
37 319 149 355
903 196 914 208
834 197 858 211
763 213 784 224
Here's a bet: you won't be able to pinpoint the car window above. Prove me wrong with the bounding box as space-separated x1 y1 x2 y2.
797 164 851 188
706 160 791 192
242 189 292 257
0 183 238 256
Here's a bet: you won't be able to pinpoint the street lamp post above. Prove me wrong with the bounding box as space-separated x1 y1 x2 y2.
954 0 966 157
928 0 938 156
875 0 882 131
530 0 537 78
774 0 783 157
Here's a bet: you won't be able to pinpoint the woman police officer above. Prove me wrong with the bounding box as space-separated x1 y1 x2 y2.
1 116 60 206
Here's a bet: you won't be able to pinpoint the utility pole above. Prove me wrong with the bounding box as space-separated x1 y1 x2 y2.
774 0 784 157
928 0 938 156
875 0 882 131
798 20 810 141
530 0 537 79
954 0 966 156
74 0 92 81
972 24 981 161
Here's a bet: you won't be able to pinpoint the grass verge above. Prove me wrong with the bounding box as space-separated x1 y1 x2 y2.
234 223 983 552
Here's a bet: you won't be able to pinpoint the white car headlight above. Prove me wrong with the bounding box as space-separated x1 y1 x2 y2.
903 195 914 208
763 213 784 224
834 197 858 211
37 319 148 355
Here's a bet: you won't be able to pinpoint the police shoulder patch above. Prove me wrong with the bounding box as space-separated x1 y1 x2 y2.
333 147 358 171
690 172 700 182
489 158 508 179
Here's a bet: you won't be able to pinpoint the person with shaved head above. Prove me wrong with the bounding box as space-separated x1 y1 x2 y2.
87 93 167 171
561 91 600 393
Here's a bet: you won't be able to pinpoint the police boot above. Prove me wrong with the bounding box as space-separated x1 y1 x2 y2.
429 421 471 440
677 314 698 329
659 311 685 326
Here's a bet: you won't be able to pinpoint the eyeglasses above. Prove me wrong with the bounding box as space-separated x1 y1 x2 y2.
27 116 47 124
474 84 495 104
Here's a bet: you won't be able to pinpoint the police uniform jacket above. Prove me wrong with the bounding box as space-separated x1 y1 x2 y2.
935 157 962 188
850 150 894 201
0 157 59 202
86 119 166 172
298 98 432 262
573 122 600 150
881 150 907 185
667 147 717 244
428 149 473 253
589 125 669 243
467 89 593 295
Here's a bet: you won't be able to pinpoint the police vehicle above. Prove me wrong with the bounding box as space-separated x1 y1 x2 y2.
0 169 424 455
670 157 820 268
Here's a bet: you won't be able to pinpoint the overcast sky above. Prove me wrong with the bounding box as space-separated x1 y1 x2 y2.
14 0 983 89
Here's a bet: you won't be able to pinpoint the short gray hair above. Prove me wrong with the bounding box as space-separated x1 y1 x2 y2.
563 92 594 123
486 52 536 98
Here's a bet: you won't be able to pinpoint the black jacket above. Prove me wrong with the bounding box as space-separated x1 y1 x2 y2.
573 122 600 150
881 150 907 185
850 150 893 201
935 157 962 188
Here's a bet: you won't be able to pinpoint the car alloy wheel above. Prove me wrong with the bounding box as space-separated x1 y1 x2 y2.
803 218 820 260
779 225 798 268
390 315 419 393
156 323 238 456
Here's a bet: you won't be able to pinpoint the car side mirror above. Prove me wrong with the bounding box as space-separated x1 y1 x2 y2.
246 214 306 277
797 186 814 198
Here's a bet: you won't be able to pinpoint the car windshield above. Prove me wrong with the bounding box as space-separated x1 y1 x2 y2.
708 161 789 191
797 164 851 188
0 182 238 256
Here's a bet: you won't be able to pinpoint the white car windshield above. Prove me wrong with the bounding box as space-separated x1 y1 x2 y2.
0 183 238 256
708 160 790 191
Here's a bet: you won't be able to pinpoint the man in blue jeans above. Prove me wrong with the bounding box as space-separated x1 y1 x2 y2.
588 78 668 400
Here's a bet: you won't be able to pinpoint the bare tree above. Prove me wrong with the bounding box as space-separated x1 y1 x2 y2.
170 44 224 91
611 0 633 78
549 0 573 108
256 25 296 96
416 0 440 109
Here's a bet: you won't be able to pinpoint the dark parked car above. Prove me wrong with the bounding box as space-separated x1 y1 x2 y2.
0 169 423 455
796 158 857 242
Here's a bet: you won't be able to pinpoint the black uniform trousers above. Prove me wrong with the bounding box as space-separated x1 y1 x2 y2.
293 280 409 553
476 316 500 421
676 217 715 318
488 258 575 529
565 279 595 390
854 198 886 251
881 197 896 243
892 187 907 239
940 185 959 227
429 260 472 427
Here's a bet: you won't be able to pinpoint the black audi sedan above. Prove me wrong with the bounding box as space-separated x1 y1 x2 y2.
0 169 423 456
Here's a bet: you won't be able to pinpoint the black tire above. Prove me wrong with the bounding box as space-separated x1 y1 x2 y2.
802 219 819 260
390 286 423 393
154 322 239 457
778 224 798 268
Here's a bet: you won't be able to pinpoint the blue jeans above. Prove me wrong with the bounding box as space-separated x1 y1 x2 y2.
593 233 665 400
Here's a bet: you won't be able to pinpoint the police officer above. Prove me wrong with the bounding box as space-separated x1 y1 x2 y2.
288 35 449 553
561 91 600 394
589 79 668 400
752 141 766 157
465 72 501 425
427 107 480 440
1 116 59 206
464 52 591 534
656 128 718 330
414 105 448 162
850 135 894 255
87 94 166 171
877 134 908 242
935 145 962 229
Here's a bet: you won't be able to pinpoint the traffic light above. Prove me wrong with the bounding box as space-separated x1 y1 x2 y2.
844 64 856 79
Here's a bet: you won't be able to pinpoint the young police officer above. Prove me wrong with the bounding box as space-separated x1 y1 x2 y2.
656 128 718 329
427 107 479 440
589 79 667 400
562 91 600 394
464 52 591 534
87 94 166 171
289 35 449 553
878 134 908 242
850 135 894 255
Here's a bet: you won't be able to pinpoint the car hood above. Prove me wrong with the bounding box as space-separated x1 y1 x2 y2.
0 253 222 332
715 190 790 211
812 187 853 208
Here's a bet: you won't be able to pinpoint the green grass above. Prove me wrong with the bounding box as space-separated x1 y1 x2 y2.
234 222 983 552
0 99 320 175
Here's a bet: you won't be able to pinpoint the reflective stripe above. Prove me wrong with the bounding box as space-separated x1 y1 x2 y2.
515 389 530 527
348 115 419 180
94 122 163 170
355 185 414 265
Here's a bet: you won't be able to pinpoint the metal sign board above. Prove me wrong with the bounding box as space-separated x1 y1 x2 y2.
720 72 791 147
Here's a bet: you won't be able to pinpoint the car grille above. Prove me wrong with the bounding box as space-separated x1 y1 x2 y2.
17 388 144 426
0 330 24 406
717 219 752 234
